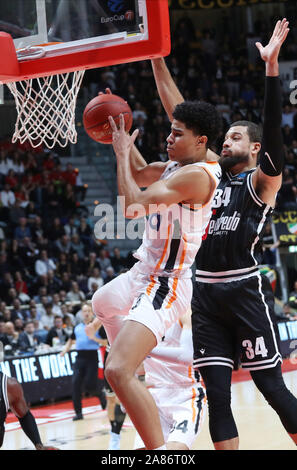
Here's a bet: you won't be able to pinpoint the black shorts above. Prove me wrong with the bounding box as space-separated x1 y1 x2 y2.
191 274 282 372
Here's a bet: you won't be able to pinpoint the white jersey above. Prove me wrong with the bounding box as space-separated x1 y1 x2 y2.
144 320 196 388
134 160 221 278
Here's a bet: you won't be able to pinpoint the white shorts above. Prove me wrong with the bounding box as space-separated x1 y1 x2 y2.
92 262 193 343
133 384 206 449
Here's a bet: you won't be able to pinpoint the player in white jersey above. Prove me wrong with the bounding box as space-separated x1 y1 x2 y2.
92 97 221 450
134 310 206 450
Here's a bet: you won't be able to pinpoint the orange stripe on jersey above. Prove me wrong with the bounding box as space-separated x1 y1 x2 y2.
146 275 156 296
146 224 171 297
188 365 195 385
165 234 188 309
191 387 197 423
178 318 183 328
166 277 178 309
155 223 172 272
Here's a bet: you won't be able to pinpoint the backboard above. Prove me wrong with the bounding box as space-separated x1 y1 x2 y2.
0 0 171 83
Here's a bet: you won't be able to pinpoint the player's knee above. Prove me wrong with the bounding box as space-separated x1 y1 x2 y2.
251 367 290 408
105 361 130 390
206 382 232 412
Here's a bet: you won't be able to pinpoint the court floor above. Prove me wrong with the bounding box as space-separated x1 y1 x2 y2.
2 364 297 451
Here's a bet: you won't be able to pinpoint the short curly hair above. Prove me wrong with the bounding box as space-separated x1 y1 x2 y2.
172 100 221 147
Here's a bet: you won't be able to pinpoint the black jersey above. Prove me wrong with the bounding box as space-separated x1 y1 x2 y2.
195 168 273 282
0 372 9 447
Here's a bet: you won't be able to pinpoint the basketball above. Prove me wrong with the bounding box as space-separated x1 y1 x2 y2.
83 93 133 144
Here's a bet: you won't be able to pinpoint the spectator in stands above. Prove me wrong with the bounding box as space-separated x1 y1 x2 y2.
28 306 41 323
66 281 86 303
35 249 56 277
86 282 100 300
14 271 29 296
47 270 62 296
51 293 63 317
54 234 71 256
0 272 15 300
46 217 65 243
98 248 112 276
30 215 46 243
6 288 19 307
0 252 10 278
45 315 70 348
17 320 40 353
42 183 61 218
55 252 70 277
0 183 15 220
63 314 74 337
60 272 72 292
277 167 297 209
64 217 78 238
5 169 18 189
0 150 12 180
87 267 104 292
78 218 93 248
70 233 85 259
69 253 84 282
14 217 31 244
104 266 116 284
110 247 126 274
16 237 36 272
62 163 77 186
1 322 19 356
40 302 55 331
2 308 12 323
10 298 30 323
14 318 24 334
32 320 48 344
60 183 77 217
61 303 76 326
282 103 296 129
83 252 101 277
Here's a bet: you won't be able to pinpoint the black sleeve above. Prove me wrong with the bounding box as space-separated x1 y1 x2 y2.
259 76 284 177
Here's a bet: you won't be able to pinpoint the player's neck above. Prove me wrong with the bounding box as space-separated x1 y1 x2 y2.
180 148 207 166
228 162 256 175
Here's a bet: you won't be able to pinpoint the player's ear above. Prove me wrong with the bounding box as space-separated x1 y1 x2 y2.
196 135 208 148
251 141 261 156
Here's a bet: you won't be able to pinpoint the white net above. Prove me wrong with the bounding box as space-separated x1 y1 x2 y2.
6 70 85 149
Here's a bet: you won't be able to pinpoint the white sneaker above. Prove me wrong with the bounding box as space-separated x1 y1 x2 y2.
108 432 121 450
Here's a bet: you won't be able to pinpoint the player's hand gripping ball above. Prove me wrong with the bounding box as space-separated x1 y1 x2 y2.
83 93 133 144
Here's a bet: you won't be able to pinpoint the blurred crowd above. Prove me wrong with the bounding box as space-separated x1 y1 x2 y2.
0 141 132 357
2 12 297 358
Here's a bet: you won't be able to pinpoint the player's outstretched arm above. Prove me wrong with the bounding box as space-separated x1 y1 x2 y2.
253 19 290 205
151 58 184 122
7 378 58 450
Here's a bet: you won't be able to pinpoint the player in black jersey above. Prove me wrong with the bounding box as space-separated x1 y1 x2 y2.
0 371 58 449
151 18 297 449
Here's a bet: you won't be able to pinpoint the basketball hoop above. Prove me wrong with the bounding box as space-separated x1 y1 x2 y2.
6 45 85 149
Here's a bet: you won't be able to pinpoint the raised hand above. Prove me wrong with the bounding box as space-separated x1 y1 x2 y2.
256 18 289 65
108 113 139 159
